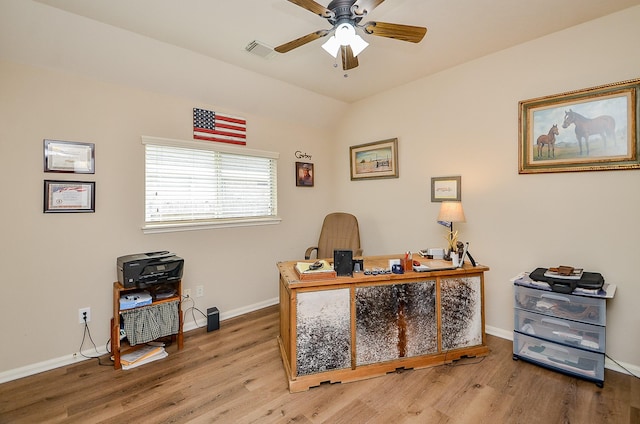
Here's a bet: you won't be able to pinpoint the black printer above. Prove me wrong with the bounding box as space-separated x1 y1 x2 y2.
117 251 184 288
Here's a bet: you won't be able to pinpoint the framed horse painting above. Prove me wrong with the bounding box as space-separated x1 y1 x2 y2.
518 78 640 174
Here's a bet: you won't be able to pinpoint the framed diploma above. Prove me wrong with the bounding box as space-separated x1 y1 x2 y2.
44 139 95 173
44 180 95 213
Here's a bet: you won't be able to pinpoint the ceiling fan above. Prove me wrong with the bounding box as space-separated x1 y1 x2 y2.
274 0 427 71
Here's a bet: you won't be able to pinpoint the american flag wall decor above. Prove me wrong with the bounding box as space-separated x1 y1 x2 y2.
193 108 247 145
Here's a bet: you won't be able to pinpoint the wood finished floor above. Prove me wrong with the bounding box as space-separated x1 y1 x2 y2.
1 305 638 424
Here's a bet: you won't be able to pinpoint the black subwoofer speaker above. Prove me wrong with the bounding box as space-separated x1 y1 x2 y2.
207 307 220 332
333 250 353 277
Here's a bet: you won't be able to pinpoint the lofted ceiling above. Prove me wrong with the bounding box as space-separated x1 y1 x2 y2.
34 0 640 103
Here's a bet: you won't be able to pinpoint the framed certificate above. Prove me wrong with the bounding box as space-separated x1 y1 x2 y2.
44 139 95 173
44 180 95 213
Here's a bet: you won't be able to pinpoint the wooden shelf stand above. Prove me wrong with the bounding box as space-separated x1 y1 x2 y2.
111 280 184 370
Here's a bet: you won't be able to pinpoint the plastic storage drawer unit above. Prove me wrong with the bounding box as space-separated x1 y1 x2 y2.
514 308 605 353
513 332 604 383
514 285 605 326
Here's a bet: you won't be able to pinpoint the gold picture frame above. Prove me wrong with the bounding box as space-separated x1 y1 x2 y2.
349 138 399 180
519 78 639 174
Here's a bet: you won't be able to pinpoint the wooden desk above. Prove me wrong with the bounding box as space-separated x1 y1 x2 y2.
277 255 490 392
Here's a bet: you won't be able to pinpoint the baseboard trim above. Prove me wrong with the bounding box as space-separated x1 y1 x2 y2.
0 297 279 384
182 297 278 332
486 325 513 341
0 348 109 384
2 301 637 384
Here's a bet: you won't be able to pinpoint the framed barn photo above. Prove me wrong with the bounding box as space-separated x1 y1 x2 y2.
518 78 640 174
350 138 399 181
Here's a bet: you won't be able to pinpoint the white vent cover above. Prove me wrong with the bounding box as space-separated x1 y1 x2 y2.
245 40 276 59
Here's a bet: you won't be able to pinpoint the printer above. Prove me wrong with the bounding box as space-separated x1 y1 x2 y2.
117 251 184 288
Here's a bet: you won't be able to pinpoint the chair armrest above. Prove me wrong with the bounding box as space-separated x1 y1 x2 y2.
304 247 318 260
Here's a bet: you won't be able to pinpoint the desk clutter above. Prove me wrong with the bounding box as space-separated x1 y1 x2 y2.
295 260 336 280
513 269 613 298
293 250 475 282
528 266 604 294
119 343 168 370
119 291 152 310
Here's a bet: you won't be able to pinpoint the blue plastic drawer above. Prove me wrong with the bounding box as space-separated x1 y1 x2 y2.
514 285 605 326
514 309 604 353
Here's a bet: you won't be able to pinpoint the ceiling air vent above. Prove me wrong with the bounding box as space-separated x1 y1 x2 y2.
245 40 276 59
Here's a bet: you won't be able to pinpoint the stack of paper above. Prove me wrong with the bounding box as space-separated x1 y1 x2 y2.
120 345 168 370
295 260 333 273
119 291 153 310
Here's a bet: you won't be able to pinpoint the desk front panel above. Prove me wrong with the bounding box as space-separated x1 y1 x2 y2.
277 257 489 391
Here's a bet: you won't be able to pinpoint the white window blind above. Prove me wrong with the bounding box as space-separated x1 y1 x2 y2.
143 136 279 232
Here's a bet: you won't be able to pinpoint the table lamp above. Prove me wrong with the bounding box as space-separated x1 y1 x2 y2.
437 201 466 255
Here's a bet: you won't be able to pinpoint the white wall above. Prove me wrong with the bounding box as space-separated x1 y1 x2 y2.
1 0 638 380
334 7 640 371
0 1 345 378
0 59 342 377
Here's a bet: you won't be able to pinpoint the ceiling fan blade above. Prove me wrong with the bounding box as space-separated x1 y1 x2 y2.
274 29 330 53
287 0 335 18
352 0 386 16
341 45 359 70
363 21 427 43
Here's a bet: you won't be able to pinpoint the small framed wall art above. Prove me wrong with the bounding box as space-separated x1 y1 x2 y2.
44 180 95 213
349 138 399 181
296 162 314 186
44 139 95 173
431 176 461 202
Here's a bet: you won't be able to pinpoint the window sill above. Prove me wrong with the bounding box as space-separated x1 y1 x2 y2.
142 216 282 234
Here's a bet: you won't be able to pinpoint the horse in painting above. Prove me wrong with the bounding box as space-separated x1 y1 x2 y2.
537 124 559 158
561 109 616 155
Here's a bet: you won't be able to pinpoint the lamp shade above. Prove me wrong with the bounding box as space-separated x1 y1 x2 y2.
437 201 466 223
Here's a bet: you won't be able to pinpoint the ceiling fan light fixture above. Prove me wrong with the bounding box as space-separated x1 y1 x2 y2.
321 35 341 57
334 22 356 45
350 34 369 57
321 22 369 58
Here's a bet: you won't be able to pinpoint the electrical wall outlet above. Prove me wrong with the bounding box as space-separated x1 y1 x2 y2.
79 307 91 324
196 285 204 297
184 288 192 298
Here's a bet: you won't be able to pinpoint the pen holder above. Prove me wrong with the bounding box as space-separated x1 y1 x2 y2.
403 257 413 272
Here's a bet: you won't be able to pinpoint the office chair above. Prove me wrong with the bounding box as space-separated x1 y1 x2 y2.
305 212 363 260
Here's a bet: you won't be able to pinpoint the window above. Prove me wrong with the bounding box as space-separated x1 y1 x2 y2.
142 136 279 233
